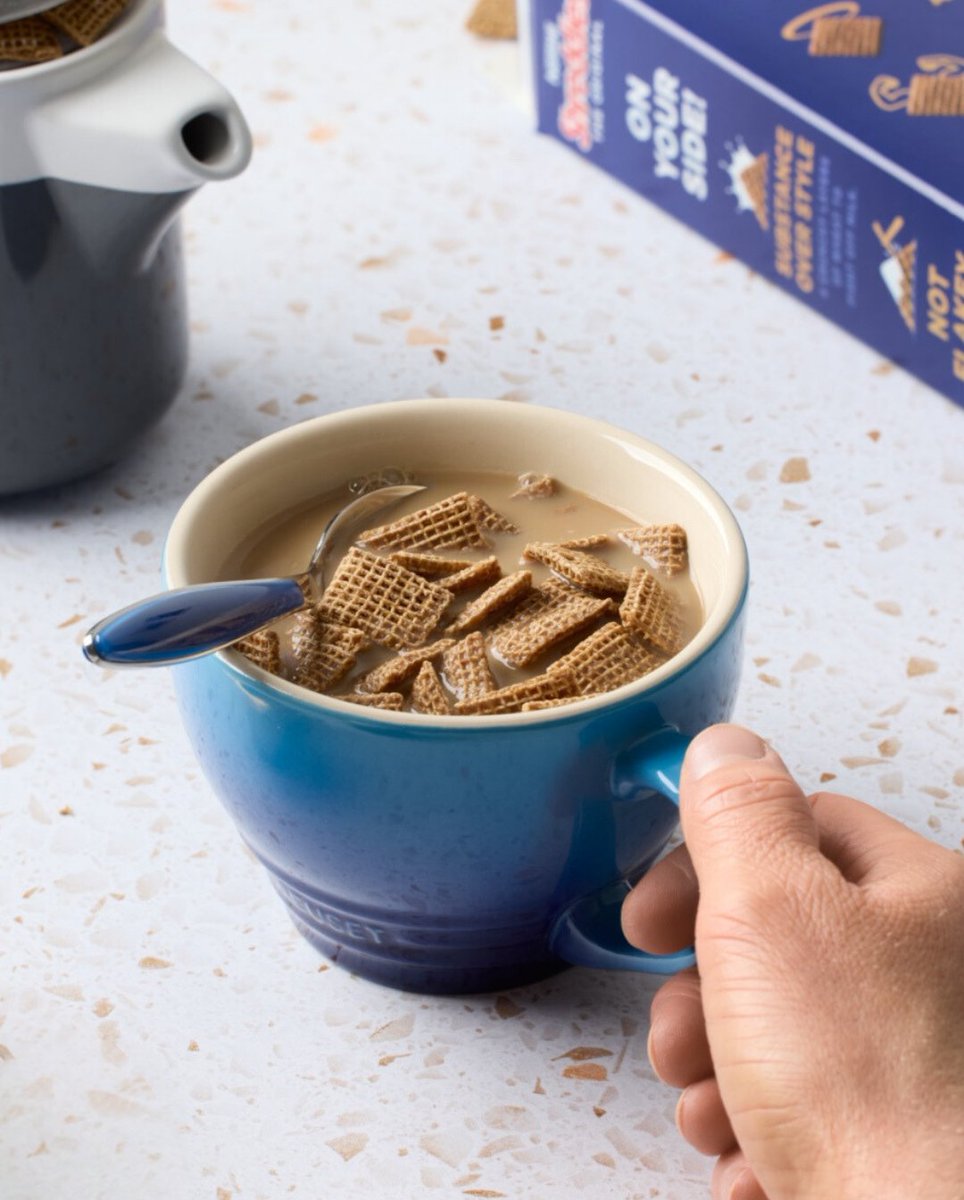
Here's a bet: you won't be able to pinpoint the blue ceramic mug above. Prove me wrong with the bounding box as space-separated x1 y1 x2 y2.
165 399 748 994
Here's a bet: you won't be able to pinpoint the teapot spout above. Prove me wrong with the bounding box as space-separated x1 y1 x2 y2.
29 30 252 196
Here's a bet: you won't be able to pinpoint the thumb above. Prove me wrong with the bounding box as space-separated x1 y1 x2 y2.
679 724 820 900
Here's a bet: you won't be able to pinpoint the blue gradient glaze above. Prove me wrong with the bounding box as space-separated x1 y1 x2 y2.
83 578 306 666
172 592 746 995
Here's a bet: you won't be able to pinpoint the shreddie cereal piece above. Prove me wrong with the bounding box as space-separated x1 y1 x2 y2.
441 631 496 700
548 622 662 695
557 534 610 550
488 582 617 668
358 492 489 551
234 628 281 675
357 637 456 694
523 542 630 595
320 547 451 649
290 612 360 692
339 692 404 710
467 495 519 534
466 0 517 39
907 74 964 117
0 17 62 63
389 551 473 577
455 669 578 715
446 570 532 635
512 472 556 499
522 695 600 711
441 556 503 594
808 15 882 57
44 0 129 46
411 660 451 715
619 566 682 656
739 153 769 231
616 523 688 576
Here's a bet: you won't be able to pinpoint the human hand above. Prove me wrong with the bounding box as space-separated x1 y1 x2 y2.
621 724 964 1200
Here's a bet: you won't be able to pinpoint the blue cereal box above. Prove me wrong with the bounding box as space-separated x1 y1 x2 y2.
524 0 964 406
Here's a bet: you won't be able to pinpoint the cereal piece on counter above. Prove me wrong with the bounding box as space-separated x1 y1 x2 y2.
548 621 662 695
454 668 577 715
291 612 361 692
320 547 451 649
616 523 688 576
441 632 496 700
523 542 630 595
512 472 556 499
234 628 281 675
907 73 964 116
44 0 129 45
466 0 518 39
446 570 532 635
358 492 489 551
0 16 62 62
357 637 456 694
441 556 502 594
389 551 474 577
619 567 682 655
808 15 882 57
411 660 451 715
488 581 616 668
468 495 519 534
339 691 404 711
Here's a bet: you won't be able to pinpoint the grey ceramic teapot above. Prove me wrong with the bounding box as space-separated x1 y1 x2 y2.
0 0 251 494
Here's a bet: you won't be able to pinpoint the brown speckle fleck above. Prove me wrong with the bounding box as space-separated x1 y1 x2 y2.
819 772 837 783
295 392 317 406
0 658 11 678
907 657 938 677
93 999 113 1018
432 348 448 364
489 315 505 331
779 457 811 483
2 744 34 769
878 737 900 757
494 995 523 1019
258 399 280 416
563 1062 608 1081
308 123 337 142
138 956 171 970
58 804 74 816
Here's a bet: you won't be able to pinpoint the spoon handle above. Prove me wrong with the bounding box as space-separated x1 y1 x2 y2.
82 578 306 667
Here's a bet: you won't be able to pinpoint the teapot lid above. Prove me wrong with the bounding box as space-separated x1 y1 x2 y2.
0 1 59 17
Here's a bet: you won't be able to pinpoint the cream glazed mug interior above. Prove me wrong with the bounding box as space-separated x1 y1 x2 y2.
166 398 748 994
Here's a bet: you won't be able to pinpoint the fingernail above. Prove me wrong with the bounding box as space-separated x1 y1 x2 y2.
729 1168 759 1200
685 724 767 782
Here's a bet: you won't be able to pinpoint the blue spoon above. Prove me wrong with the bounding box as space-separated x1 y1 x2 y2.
83 482 425 668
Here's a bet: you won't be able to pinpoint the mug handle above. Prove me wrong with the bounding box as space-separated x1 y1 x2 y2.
549 728 696 976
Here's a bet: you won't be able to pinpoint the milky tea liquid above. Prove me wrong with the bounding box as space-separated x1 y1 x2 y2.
223 470 704 693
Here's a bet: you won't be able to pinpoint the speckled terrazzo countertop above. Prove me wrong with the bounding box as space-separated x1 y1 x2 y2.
2 4 963 1199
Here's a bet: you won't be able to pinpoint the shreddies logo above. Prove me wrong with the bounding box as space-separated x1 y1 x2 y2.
557 0 593 151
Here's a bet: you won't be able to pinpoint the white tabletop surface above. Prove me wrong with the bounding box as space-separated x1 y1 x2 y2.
2 4 963 1199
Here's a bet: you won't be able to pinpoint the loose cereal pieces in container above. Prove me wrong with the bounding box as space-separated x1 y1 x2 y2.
454 669 578 715
523 542 630 595
467 495 519 534
548 621 662 695
44 0 129 46
357 637 456 694
320 547 451 649
411 661 451 715
616 523 688 576
439 556 502 594
235 628 281 675
446 570 532 635
290 613 366 693
619 566 682 656
0 17 62 63
389 551 474 577
441 631 496 700
488 581 617 669
358 492 490 552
